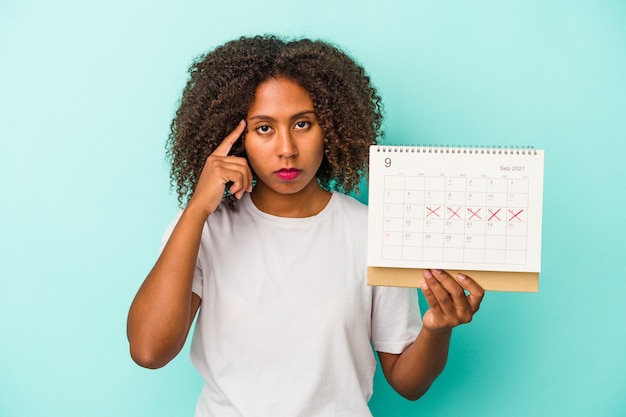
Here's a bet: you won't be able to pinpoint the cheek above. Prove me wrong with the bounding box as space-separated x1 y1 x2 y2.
243 137 258 159
313 139 325 161
243 140 263 173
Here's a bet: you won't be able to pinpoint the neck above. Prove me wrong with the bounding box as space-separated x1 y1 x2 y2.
250 180 332 218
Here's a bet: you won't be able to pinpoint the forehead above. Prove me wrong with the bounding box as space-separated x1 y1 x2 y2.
247 77 314 117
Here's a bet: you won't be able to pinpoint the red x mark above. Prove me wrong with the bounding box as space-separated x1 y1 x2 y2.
488 208 501 221
426 206 441 217
509 209 524 221
467 208 482 220
447 207 461 220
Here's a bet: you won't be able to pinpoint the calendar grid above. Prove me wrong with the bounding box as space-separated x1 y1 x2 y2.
380 175 530 266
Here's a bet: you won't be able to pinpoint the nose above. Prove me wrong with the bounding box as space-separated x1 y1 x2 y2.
276 129 298 158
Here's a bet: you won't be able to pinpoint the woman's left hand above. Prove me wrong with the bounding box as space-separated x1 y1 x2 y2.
420 269 485 332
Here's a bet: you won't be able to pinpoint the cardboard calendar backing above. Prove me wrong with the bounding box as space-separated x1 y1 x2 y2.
367 145 544 292
368 267 539 292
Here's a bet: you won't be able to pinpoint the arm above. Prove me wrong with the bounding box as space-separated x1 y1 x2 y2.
126 206 206 369
126 121 252 369
378 269 484 400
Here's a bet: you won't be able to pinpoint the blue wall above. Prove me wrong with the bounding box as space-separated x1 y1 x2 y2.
1 1 625 416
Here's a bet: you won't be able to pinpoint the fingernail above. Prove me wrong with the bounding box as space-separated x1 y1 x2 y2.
457 273 466 280
423 269 433 279
433 269 443 275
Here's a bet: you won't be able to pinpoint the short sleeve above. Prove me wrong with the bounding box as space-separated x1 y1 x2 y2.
191 265 203 298
159 209 204 299
159 209 183 251
371 286 422 354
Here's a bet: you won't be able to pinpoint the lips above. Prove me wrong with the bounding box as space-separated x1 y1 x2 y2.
275 168 301 181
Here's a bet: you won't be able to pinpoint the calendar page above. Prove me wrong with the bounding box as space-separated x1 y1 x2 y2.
367 146 544 273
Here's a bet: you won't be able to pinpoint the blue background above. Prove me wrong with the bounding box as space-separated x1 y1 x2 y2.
1 0 625 416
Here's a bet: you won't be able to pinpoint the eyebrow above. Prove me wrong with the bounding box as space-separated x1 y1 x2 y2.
247 110 316 122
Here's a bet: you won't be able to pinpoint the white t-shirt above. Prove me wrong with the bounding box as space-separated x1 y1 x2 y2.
162 192 421 417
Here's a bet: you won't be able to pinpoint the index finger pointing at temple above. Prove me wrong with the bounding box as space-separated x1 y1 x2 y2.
212 120 247 157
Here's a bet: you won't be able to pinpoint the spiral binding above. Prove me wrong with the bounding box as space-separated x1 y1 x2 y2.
374 145 538 155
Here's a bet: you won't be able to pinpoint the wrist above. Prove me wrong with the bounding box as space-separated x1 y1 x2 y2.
182 200 213 223
420 325 452 338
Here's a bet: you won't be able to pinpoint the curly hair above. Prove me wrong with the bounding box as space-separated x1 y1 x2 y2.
166 35 384 206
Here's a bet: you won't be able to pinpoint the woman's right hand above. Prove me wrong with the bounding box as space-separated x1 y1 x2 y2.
187 120 253 217
127 122 252 368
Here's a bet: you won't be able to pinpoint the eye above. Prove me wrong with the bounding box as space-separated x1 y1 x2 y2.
256 125 273 134
294 121 310 130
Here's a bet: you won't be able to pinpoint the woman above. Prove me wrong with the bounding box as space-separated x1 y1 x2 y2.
127 35 484 416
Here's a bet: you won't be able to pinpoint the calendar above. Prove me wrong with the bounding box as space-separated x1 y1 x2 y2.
367 145 544 289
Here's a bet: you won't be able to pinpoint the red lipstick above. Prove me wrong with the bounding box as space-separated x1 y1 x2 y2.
276 168 301 181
